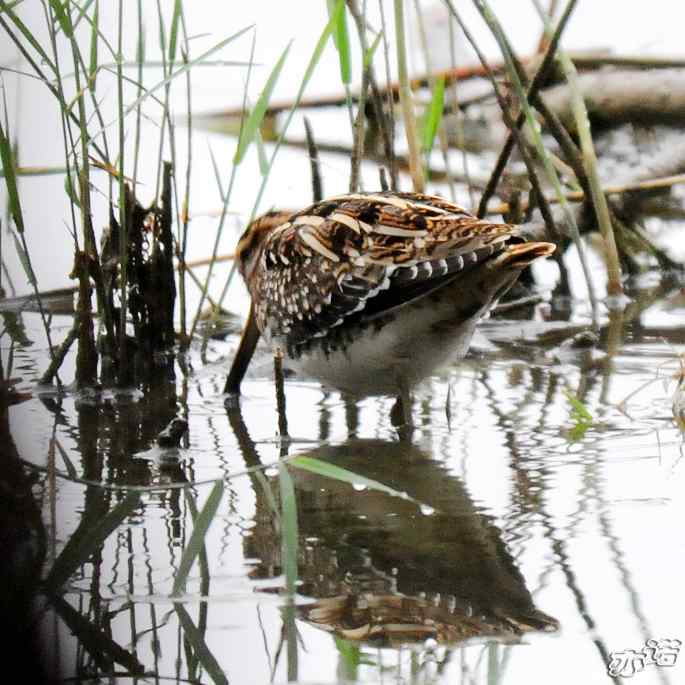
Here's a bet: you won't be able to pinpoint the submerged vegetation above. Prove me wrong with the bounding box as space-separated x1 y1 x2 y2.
1 1 685 683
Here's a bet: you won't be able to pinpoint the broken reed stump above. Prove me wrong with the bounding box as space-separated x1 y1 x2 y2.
103 162 177 385
41 163 178 389
73 249 98 387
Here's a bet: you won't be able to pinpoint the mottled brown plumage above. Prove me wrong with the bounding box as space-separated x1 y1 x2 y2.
233 191 554 397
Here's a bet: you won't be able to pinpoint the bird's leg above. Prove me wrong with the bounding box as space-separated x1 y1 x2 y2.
273 346 289 439
344 397 359 438
224 302 260 397
390 381 414 439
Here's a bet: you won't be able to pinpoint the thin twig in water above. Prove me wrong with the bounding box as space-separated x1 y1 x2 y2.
303 116 323 202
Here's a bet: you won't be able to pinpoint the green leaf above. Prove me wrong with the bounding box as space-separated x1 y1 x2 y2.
327 0 351 84
289 455 418 502
175 605 228 685
233 41 291 165
421 74 445 154
172 480 224 595
565 390 593 441
0 119 24 233
279 464 298 595
45 492 141 590
565 390 593 423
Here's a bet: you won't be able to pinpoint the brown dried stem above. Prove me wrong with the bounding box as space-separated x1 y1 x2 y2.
476 0 578 218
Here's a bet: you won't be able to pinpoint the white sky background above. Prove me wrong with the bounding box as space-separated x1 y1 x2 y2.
2 0 685 297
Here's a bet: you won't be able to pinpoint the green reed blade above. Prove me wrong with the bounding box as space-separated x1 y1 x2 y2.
279 464 299 595
172 480 224 596
233 40 291 165
289 455 420 503
327 0 351 84
0 118 24 233
175 605 228 685
168 0 182 65
45 492 141 590
48 0 72 37
421 74 445 154
88 0 98 90
122 24 253 118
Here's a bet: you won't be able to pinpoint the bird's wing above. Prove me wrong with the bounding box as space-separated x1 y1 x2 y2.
255 192 515 348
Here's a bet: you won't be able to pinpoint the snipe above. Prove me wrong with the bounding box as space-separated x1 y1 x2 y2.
225 191 554 424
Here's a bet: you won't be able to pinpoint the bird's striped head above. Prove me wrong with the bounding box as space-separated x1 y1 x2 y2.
235 210 293 285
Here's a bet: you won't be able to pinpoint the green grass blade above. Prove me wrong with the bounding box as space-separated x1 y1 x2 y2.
255 128 269 175
0 0 24 12
183 487 210 594
53 438 77 479
394 0 424 192
327 0 351 84
474 0 597 304
363 32 382 71
233 40 291 165
279 464 298 595
11 230 36 284
289 455 419 502
0 119 25 233
248 0 343 220
124 25 253 117
421 74 445 154
531 0 622 296
64 173 82 208
88 0 99 91
45 492 141 590
48 0 73 37
168 0 182 64
72 0 96 28
0 3 56 72
175 605 228 685
172 480 224 596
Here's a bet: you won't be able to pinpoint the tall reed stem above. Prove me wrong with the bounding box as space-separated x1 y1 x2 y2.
394 0 424 192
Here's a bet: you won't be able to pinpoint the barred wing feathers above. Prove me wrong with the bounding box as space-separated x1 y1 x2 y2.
253 192 518 348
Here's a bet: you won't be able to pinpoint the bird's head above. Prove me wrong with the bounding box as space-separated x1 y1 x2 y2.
235 210 293 285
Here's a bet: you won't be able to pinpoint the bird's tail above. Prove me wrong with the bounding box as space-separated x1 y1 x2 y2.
488 241 556 270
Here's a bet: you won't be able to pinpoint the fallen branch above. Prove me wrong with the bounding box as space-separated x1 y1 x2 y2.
540 68 685 128
488 173 685 217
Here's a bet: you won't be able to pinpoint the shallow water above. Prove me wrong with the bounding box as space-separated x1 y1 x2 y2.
4 276 685 685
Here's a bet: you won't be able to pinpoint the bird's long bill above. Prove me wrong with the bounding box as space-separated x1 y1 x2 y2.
224 302 261 395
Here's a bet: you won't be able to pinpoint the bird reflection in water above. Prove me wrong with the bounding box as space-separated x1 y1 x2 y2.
227 405 558 647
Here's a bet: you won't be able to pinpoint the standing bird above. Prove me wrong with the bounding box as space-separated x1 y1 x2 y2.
226 191 554 424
